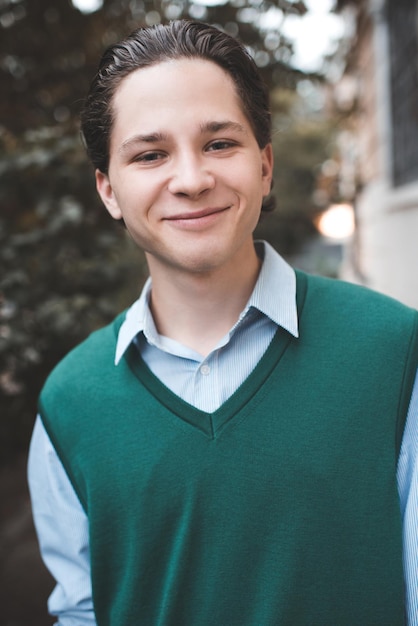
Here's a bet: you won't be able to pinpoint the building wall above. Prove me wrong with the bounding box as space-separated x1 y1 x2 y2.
350 180 418 308
340 0 418 309
355 8 380 184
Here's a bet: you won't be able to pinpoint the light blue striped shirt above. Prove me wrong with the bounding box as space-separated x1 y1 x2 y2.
28 241 418 625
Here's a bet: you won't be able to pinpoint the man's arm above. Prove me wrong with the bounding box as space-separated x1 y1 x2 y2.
398 370 418 626
28 417 96 626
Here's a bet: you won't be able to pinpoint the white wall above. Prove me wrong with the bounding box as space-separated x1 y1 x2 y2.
346 180 418 309
340 1 418 310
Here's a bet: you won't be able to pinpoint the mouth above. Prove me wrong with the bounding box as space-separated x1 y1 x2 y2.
165 206 230 221
162 206 231 231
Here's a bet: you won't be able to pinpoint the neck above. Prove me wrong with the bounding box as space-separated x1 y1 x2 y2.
146 244 261 357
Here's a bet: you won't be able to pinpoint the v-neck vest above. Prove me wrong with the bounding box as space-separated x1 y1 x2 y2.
39 271 418 626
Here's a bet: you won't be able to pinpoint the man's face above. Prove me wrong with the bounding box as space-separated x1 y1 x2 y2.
96 58 273 278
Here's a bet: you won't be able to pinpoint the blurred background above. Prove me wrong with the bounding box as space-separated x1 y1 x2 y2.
1 0 418 623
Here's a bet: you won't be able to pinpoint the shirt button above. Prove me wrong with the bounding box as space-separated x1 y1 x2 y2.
200 364 210 376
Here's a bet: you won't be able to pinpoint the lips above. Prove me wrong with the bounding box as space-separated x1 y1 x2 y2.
164 206 230 221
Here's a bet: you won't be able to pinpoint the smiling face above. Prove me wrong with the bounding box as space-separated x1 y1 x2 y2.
96 58 273 280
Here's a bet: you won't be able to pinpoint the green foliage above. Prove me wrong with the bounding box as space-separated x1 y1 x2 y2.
256 87 337 253
0 0 307 137
0 126 147 461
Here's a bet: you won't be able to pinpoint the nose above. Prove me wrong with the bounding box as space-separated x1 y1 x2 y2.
167 151 215 198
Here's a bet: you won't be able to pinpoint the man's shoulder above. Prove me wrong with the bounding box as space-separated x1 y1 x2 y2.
297 270 418 348
301 270 417 319
40 310 127 398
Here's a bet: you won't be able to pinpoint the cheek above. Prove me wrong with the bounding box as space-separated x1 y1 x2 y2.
225 160 262 194
118 199 157 242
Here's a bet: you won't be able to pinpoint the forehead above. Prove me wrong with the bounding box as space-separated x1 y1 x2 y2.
115 56 238 94
110 58 247 131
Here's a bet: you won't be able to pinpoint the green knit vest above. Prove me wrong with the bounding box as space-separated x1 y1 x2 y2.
39 271 418 626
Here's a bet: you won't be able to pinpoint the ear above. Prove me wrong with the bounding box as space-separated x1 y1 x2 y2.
260 143 274 197
95 169 123 220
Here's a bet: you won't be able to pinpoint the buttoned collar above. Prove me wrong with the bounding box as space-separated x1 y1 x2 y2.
115 240 299 365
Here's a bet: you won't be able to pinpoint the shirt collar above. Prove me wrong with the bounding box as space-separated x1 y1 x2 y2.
247 240 298 336
115 277 152 365
114 240 298 365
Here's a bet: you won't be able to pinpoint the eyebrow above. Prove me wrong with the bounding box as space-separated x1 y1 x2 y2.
199 120 247 135
118 121 247 155
119 132 168 154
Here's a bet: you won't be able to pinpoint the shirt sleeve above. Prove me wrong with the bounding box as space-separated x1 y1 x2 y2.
397 369 418 626
27 416 96 626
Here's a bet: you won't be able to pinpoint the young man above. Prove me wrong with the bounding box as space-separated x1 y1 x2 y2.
28 20 418 626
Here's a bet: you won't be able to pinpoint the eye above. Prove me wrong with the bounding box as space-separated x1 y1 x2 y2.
206 140 237 152
134 151 166 163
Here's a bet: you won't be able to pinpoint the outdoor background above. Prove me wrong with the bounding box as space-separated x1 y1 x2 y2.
0 0 371 623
